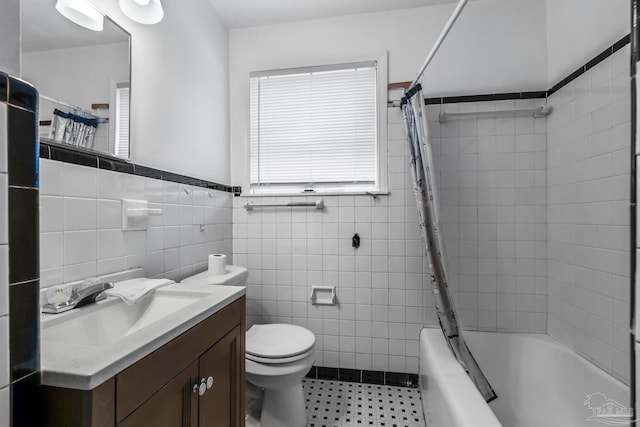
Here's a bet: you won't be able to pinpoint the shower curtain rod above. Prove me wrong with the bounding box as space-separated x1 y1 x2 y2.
408 0 469 91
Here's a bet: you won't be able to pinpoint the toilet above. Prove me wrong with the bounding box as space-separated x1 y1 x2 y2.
181 265 316 427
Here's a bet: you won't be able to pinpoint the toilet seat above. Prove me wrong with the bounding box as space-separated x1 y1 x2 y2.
246 324 315 364
246 346 315 364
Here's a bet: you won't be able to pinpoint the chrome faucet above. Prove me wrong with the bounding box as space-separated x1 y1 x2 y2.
42 281 114 314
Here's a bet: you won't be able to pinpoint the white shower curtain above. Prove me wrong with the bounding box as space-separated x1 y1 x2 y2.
401 83 497 402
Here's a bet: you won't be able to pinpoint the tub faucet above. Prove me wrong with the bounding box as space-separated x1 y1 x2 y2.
42 281 114 314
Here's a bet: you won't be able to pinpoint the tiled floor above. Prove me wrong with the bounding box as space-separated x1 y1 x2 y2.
303 378 425 427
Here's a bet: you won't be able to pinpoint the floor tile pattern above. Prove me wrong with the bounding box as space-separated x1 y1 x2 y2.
303 379 425 427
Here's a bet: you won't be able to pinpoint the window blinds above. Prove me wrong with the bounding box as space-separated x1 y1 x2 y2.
250 62 378 189
115 84 130 158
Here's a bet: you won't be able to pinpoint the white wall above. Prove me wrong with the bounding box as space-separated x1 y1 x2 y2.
86 0 230 184
229 0 548 186
546 0 629 86
546 47 630 384
22 43 129 114
0 0 20 77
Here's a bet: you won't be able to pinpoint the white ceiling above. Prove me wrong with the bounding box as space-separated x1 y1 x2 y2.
21 0 129 53
209 0 463 29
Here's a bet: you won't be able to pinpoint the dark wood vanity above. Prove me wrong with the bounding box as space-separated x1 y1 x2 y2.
41 296 246 427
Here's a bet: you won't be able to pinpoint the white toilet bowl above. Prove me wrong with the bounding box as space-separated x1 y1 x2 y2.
245 324 316 427
180 267 316 427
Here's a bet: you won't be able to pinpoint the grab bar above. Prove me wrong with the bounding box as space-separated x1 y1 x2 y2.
244 200 324 211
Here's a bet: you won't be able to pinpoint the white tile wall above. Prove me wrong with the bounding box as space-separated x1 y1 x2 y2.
233 106 431 373
426 99 548 333
39 159 233 286
233 102 547 373
547 46 631 384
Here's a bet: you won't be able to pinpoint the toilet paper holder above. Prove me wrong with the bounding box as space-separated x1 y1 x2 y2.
309 286 337 306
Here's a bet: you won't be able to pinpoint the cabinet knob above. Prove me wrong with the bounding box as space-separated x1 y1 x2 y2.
193 379 207 396
206 376 214 389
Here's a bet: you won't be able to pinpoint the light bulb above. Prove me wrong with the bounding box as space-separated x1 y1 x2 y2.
55 0 104 31
119 0 163 25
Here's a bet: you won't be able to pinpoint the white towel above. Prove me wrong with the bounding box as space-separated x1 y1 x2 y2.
104 278 175 305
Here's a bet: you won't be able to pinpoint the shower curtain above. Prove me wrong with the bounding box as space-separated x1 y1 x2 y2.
401 83 497 402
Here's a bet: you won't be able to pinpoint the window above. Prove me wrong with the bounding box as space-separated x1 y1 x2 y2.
249 59 386 194
114 83 130 158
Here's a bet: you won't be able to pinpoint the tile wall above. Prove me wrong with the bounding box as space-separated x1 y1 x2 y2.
233 107 429 373
39 159 234 288
427 99 548 333
233 101 548 374
546 45 631 383
1 74 40 427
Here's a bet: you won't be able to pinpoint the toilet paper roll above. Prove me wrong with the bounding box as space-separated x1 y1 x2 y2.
208 254 227 276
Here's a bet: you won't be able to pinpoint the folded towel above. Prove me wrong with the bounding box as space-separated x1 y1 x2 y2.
104 278 175 305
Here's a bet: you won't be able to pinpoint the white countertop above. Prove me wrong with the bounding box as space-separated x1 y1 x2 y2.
41 283 245 390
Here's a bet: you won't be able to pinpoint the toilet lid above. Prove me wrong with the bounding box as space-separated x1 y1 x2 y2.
246 324 315 359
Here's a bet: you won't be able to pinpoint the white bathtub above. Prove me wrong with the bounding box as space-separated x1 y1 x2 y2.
420 328 630 427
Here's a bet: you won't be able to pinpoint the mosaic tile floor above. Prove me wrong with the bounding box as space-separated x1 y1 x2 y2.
303 378 425 427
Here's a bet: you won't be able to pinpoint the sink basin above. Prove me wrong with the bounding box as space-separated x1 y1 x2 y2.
42 288 210 346
40 275 246 390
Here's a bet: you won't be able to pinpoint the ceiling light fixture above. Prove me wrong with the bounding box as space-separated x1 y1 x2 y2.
55 0 104 32
119 0 164 25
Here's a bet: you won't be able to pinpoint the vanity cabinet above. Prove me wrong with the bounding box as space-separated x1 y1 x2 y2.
42 296 246 427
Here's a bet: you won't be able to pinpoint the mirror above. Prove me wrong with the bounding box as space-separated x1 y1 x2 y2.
20 0 131 159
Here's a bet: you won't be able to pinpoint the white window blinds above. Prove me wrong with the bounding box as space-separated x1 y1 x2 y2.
250 61 378 190
115 83 130 158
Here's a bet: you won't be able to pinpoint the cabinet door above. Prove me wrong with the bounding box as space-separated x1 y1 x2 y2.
198 325 243 427
119 360 199 427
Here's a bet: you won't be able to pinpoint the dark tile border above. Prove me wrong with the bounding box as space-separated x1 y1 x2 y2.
362 370 385 385
40 141 235 193
9 280 40 383
425 91 547 105
0 73 7 103
548 34 631 96
421 34 631 105
0 73 38 113
7 188 39 284
8 78 38 112
48 143 97 168
2 73 41 427
306 366 419 389
98 156 134 174
10 371 41 427
316 366 339 381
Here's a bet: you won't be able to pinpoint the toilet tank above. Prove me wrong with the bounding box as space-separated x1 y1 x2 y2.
181 264 248 287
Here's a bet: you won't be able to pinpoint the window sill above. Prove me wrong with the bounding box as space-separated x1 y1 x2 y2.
239 190 390 198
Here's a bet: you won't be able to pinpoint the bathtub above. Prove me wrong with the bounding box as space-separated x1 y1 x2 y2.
419 328 631 427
